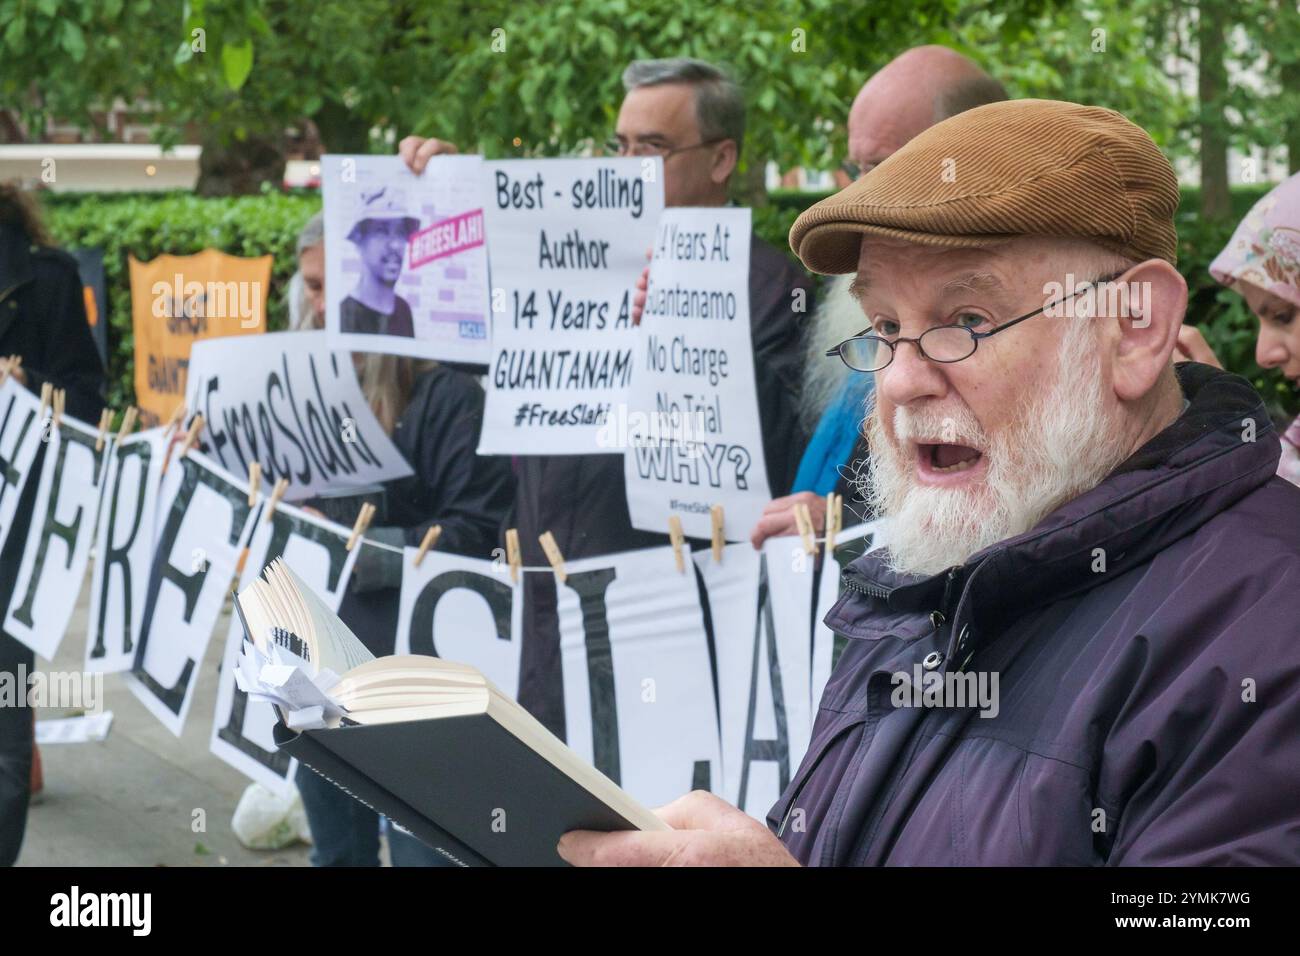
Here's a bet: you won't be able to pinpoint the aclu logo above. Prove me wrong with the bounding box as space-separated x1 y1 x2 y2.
49 886 151 936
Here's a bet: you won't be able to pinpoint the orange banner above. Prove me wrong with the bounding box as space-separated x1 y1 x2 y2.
129 249 270 426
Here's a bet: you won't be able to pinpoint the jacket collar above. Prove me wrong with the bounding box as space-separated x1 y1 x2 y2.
834 363 1281 641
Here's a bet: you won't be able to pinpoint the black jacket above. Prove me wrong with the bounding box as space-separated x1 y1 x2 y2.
0 222 105 422
514 233 815 737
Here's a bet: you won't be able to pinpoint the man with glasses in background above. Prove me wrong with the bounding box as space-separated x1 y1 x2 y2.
400 57 814 740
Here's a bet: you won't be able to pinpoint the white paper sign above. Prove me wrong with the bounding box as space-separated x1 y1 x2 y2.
85 428 167 673
184 330 413 501
695 539 813 818
558 545 720 807
396 549 521 699
125 451 255 736
478 158 664 455
0 377 46 556
3 415 109 659
210 500 359 796
623 208 769 539
322 154 491 363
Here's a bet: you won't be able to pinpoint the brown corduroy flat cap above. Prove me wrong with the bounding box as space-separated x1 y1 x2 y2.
790 99 1180 275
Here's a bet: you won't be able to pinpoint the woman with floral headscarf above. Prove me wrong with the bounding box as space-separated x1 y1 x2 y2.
1177 172 1300 486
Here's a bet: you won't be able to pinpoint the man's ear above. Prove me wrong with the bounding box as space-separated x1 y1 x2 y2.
1107 258 1187 403
710 140 739 186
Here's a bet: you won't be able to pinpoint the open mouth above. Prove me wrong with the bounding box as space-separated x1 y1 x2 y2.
917 442 984 475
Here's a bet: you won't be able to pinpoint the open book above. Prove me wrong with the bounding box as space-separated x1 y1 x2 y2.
236 559 666 866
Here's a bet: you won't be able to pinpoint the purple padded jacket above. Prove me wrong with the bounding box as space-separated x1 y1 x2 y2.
771 363 1300 865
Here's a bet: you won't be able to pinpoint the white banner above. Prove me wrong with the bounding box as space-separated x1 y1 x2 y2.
184 330 414 501
3 415 109 659
695 538 813 818
322 154 491 363
478 158 664 455
0 377 47 557
396 548 522 700
558 544 721 808
85 428 167 673
125 451 255 736
624 208 769 540
210 499 359 796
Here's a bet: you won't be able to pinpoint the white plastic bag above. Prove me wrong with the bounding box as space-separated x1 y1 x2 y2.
231 782 312 850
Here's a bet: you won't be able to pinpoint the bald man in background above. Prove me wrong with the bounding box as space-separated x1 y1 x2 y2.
751 45 1007 546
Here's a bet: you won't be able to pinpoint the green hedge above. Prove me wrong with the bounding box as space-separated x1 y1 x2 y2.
39 184 1297 418
41 188 322 411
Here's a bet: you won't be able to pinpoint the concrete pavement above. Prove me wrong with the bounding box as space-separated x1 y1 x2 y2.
16 570 312 866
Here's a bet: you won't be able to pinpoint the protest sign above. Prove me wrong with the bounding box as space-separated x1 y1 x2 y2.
184 330 413 501
477 157 664 455
558 544 720 807
210 499 358 796
125 451 253 736
129 249 269 426
623 208 769 539
0 378 45 558
396 549 522 699
696 539 813 818
322 155 492 364
85 428 167 674
3 415 109 659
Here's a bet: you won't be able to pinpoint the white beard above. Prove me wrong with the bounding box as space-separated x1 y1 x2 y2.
863 319 1132 576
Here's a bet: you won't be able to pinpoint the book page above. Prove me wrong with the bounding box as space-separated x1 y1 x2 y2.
275 559 375 675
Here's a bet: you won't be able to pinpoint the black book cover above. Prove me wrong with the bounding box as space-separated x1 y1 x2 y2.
277 713 646 866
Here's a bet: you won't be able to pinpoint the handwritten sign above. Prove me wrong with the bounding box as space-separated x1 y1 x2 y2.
184 330 413 501
477 158 664 455
128 250 269 426
622 208 770 539
323 154 491 363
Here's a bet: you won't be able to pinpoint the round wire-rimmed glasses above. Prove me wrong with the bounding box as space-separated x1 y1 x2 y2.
825 272 1123 373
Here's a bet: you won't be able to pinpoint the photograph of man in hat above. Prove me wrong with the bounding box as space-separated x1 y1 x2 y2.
341 186 420 338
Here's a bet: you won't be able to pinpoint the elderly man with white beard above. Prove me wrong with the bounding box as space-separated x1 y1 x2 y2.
558 99 1300 867
751 45 1007 547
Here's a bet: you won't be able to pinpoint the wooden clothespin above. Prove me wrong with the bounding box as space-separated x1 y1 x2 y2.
505 528 522 584
52 389 65 428
345 502 376 552
794 501 816 556
709 504 725 563
668 515 686 573
179 413 204 456
115 406 137 444
538 531 567 584
824 492 843 560
263 477 289 524
38 381 52 419
164 402 187 435
247 462 262 507
413 525 443 567
95 408 112 452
